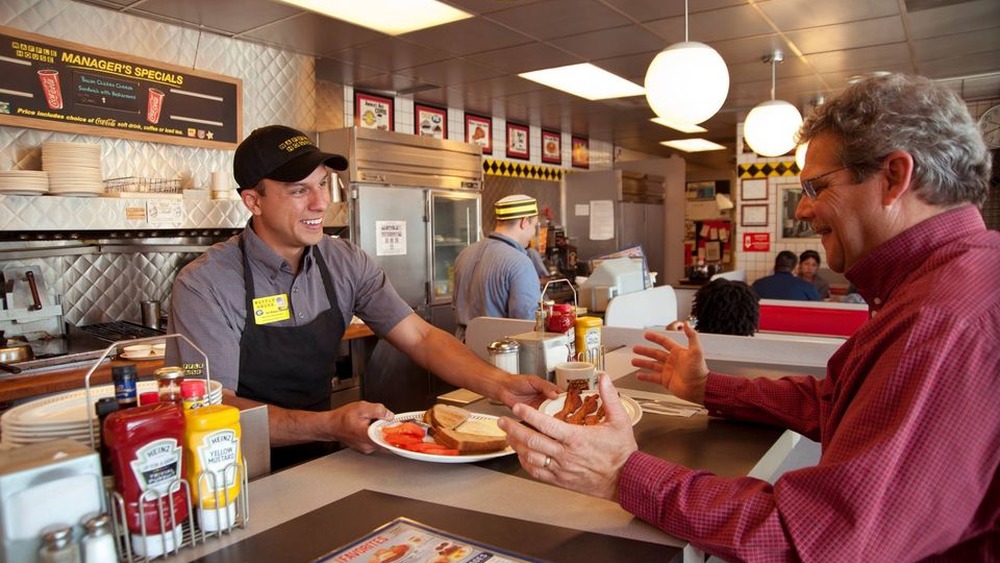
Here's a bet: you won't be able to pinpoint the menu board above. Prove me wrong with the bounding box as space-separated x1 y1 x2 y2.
0 26 241 148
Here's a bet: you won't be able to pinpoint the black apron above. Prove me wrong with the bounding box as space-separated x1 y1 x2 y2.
236 236 346 469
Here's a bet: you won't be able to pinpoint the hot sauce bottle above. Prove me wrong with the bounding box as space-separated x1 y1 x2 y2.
102 402 188 558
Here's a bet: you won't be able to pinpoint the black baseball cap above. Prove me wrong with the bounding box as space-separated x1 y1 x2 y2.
233 125 348 191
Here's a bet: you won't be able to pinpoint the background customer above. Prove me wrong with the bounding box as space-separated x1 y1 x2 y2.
797 249 830 299
752 250 821 301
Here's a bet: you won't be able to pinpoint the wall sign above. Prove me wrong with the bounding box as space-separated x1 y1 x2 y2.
0 26 242 148
505 121 529 160
742 232 771 252
571 136 589 168
740 204 768 227
541 130 561 164
465 113 491 154
414 103 446 139
355 91 393 131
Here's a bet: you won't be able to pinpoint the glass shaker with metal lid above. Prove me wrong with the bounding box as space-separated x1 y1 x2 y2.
487 339 520 374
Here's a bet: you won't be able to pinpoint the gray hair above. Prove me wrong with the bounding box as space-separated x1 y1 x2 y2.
798 73 991 207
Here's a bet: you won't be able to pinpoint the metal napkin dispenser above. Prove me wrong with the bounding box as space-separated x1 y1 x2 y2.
509 330 570 382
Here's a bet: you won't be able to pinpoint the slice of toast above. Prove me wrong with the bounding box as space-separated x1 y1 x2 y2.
426 404 471 430
432 426 507 453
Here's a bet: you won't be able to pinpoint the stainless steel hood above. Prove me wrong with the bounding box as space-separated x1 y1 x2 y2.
319 128 482 191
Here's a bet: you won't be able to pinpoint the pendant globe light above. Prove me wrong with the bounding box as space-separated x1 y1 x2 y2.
644 0 729 125
743 50 802 157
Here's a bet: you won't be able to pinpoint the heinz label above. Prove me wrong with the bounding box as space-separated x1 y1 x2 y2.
197 429 239 489
130 438 183 495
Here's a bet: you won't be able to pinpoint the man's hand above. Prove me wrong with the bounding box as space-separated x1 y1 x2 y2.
496 373 561 408
324 401 394 453
498 374 637 501
631 323 709 405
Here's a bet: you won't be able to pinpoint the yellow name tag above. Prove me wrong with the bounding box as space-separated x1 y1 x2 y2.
251 293 291 325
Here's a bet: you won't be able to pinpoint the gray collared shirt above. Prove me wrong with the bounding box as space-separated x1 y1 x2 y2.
452 231 540 329
166 223 412 390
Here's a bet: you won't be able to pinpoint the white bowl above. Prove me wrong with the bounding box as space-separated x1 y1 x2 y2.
151 342 166 354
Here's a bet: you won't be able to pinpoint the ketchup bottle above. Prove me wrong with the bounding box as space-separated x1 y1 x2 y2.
103 402 188 559
546 303 576 361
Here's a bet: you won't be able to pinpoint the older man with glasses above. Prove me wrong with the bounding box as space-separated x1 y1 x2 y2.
498 74 999 561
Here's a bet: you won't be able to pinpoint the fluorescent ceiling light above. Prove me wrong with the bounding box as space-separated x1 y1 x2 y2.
519 64 645 100
660 139 726 152
276 0 473 35
650 117 707 134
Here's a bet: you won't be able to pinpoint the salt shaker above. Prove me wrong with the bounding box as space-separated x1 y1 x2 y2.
38 526 80 563
487 339 520 374
80 514 117 563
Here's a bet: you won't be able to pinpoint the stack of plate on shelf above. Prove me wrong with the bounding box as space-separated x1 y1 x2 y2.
0 379 223 448
0 170 49 196
41 141 104 196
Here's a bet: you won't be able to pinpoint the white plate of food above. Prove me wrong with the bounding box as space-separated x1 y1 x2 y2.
368 407 514 464
539 391 643 426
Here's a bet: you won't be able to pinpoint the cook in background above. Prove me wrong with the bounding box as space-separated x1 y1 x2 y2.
452 195 542 342
498 73 999 561
167 126 558 469
797 249 831 299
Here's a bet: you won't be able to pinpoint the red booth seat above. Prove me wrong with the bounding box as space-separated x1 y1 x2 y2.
758 300 869 338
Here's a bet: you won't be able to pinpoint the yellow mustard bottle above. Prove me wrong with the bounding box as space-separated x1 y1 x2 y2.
575 316 603 362
183 404 242 533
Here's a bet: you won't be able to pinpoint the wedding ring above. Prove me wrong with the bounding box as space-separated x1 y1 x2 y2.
543 455 551 469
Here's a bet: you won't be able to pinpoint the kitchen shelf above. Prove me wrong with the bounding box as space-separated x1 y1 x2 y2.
0 194 250 231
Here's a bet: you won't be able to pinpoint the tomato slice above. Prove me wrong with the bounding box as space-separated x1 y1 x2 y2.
383 433 424 447
382 421 426 438
404 442 459 455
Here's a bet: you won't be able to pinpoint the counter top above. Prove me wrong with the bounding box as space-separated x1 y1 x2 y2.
0 323 376 404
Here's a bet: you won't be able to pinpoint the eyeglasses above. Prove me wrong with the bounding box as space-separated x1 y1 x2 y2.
800 166 850 199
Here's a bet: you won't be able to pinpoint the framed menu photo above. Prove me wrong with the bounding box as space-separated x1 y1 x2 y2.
741 204 768 227
506 122 529 160
741 178 767 201
780 186 817 238
355 91 393 131
571 136 589 168
541 130 561 164
465 113 491 154
414 103 447 139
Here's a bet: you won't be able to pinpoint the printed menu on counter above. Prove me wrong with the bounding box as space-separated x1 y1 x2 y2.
314 517 540 563
0 26 241 148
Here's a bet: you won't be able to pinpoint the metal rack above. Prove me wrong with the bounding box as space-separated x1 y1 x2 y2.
82 334 250 561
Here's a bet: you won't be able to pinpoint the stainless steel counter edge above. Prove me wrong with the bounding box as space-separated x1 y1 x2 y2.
171 449 684 562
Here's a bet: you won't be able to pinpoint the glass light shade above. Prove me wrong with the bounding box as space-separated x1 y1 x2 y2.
795 142 809 170
743 100 803 157
644 42 730 125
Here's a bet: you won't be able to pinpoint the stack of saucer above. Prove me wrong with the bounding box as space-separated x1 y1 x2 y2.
0 170 49 196
41 142 104 196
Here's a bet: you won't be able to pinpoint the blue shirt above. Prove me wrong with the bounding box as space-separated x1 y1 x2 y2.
452 232 540 326
752 271 821 301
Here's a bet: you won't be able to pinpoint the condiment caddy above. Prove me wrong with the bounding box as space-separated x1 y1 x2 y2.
82 333 250 562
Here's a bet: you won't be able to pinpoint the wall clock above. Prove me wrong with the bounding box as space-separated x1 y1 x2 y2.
979 104 1000 149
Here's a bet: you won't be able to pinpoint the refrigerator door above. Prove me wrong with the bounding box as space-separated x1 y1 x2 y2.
352 184 429 317
563 170 623 261
428 190 481 335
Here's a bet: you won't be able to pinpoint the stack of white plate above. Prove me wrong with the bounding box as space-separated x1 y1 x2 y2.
0 380 223 448
41 142 104 196
0 170 49 196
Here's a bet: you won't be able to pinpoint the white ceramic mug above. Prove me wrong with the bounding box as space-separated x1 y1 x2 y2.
555 361 597 391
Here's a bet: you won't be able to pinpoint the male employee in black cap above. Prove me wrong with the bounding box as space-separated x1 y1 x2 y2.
167 125 557 468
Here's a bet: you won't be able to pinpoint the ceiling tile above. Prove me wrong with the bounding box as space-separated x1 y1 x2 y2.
906 0 1000 39
592 51 658 84
912 29 1000 63
401 17 533 56
758 0 900 30
327 37 452 71
316 56 390 84
468 42 581 74
131 0 301 35
484 0 630 40
804 43 915 75
241 12 384 56
708 34 793 66
397 58 507 88
600 0 750 23
442 0 547 16
918 50 1000 81
549 24 665 59
783 16 906 54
